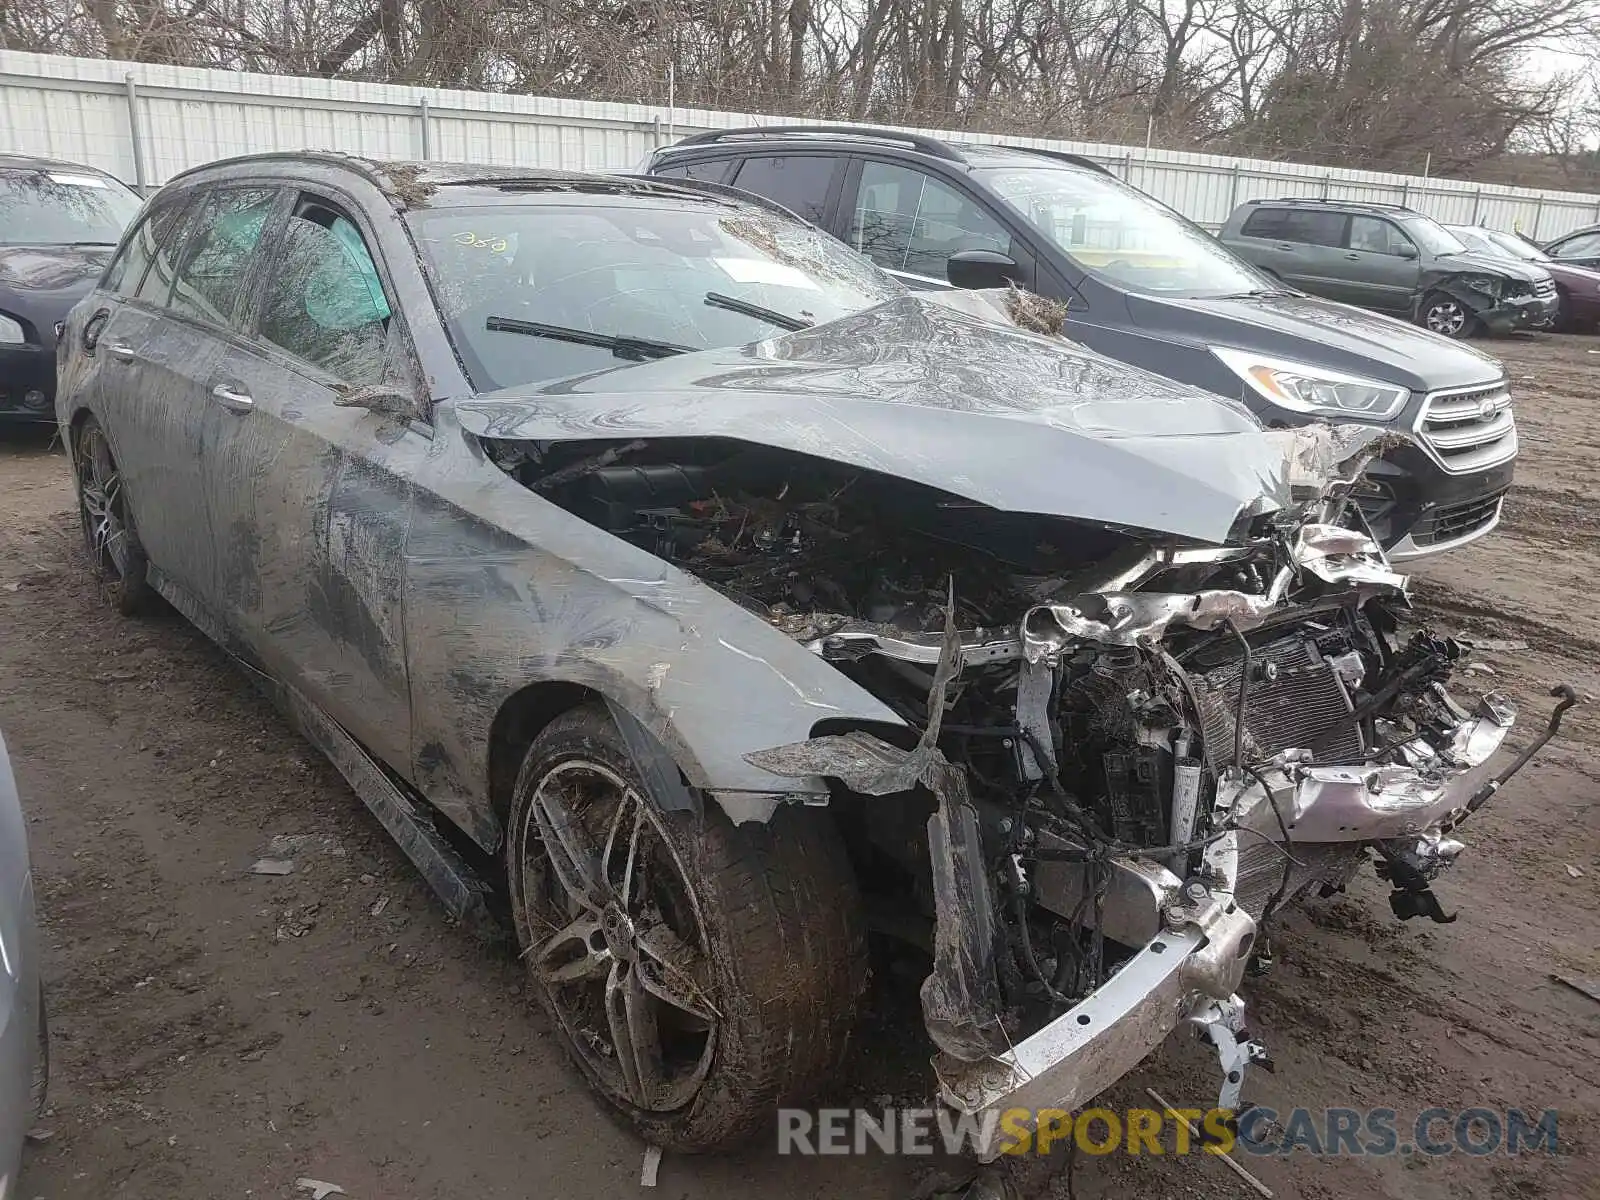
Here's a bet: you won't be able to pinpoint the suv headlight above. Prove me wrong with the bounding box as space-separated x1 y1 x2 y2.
1211 347 1409 420
0 314 25 344
1465 275 1503 298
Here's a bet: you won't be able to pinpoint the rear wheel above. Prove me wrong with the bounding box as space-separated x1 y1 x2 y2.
506 704 866 1151
1420 292 1474 339
74 416 151 615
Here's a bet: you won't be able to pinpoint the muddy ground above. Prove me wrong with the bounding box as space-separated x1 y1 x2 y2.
1 333 1597 1200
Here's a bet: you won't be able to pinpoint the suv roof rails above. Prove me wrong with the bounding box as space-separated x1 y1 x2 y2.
1248 196 1415 213
668 125 966 163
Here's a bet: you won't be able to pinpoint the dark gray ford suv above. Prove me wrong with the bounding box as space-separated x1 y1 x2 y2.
644 127 1518 559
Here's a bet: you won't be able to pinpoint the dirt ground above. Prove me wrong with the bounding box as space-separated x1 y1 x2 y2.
1 333 1597 1200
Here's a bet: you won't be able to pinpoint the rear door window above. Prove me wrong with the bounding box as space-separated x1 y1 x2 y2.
1281 210 1346 247
168 187 279 330
1239 208 1289 238
728 155 841 223
254 196 393 385
103 197 192 296
849 160 1011 280
132 199 204 306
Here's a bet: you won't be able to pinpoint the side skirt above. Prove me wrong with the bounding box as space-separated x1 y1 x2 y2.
148 568 504 944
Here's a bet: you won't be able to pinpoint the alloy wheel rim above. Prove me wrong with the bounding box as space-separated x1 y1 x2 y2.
519 758 719 1113
1426 301 1466 336
79 429 131 579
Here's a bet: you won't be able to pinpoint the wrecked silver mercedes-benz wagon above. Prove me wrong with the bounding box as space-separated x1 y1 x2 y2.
56 154 1570 1156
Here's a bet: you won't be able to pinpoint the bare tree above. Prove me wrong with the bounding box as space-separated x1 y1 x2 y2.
3 0 1595 176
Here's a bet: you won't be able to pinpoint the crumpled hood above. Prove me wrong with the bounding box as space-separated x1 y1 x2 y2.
1444 251 1549 286
455 294 1389 546
1128 291 1503 393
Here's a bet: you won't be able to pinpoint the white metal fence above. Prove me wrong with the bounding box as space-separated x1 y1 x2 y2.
6 48 1600 239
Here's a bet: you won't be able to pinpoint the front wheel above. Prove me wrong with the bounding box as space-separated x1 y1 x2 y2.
1419 292 1475 339
73 416 150 615
506 704 867 1152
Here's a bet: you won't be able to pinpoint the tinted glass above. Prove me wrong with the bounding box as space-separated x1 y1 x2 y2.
982 165 1264 297
168 188 277 329
104 199 190 296
1348 216 1413 255
1280 210 1346 247
258 208 391 384
850 162 1011 279
0 168 142 246
1239 208 1290 238
407 198 901 391
656 159 732 184
1240 207 1344 246
729 156 838 223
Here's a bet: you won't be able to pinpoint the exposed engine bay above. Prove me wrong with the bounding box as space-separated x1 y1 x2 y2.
486 428 1574 1156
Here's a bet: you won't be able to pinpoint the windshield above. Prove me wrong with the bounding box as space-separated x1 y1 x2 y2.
1449 225 1542 262
408 200 902 390
1400 215 1467 257
1486 229 1546 262
978 165 1269 297
0 169 142 247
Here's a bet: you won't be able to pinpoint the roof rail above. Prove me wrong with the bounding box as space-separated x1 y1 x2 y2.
1249 195 1414 211
991 144 1113 177
668 125 965 163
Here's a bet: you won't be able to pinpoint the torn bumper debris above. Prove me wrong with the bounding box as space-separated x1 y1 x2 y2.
936 868 1256 1161
746 623 1567 1153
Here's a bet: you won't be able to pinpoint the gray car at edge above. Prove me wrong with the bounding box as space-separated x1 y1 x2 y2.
0 730 46 1200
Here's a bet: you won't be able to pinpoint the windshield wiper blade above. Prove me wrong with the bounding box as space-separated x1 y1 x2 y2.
704 291 812 331
485 316 691 361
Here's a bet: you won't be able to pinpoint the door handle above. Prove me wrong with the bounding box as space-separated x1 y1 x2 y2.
211 383 254 413
1275 243 1297 251
1343 252 1360 260
107 341 138 363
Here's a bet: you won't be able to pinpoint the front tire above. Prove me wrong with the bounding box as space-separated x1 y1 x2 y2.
1419 292 1475 339
73 416 150 615
505 704 866 1152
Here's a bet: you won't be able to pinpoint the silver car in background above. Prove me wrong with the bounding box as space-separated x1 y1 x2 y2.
0 730 45 1199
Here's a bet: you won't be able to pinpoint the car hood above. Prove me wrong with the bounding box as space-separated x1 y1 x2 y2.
454 294 1385 546
0 244 112 337
1127 290 1502 392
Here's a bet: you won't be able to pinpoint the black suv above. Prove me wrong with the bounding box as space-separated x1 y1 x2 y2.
644 127 1517 560
1219 197 1557 338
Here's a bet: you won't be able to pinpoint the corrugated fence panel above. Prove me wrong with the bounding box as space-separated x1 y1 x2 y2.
5 48 1600 240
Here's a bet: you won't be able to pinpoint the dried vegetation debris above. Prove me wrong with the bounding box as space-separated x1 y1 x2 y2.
1002 283 1070 337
